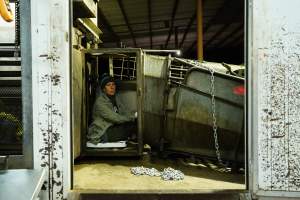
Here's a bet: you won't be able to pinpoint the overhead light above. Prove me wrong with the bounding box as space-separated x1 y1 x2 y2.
143 49 182 56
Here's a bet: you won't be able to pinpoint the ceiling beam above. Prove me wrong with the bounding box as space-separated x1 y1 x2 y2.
185 0 231 57
221 29 244 48
204 24 229 48
203 0 231 34
111 17 192 28
231 34 244 47
106 39 195 48
184 40 197 55
165 0 180 48
147 0 153 49
185 1 243 54
115 25 196 36
214 24 244 47
175 26 179 48
117 0 137 47
179 11 196 48
204 11 243 48
98 7 120 44
111 27 197 41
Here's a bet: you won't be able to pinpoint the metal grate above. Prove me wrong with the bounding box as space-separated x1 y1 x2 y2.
112 57 137 80
168 60 192 85
0 62 22 151
0 87 22 154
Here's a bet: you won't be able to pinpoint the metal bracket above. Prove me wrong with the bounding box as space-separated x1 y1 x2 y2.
0 155 8 169
239 192 252 200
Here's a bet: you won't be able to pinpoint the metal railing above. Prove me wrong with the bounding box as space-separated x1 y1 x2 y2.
168 60 191 85
112 57 137 80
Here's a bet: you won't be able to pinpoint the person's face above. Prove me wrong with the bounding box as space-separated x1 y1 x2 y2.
103 81 116 96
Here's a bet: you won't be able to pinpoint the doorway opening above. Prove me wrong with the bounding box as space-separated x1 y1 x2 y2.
71 0 246 193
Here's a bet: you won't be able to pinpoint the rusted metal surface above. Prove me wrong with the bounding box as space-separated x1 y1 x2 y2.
31 0 71 199
250 0 300 195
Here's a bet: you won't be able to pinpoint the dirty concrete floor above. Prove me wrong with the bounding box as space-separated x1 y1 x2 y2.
74 154 245 191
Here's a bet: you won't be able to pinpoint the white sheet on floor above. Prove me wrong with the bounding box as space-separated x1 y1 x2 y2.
86 141 127 148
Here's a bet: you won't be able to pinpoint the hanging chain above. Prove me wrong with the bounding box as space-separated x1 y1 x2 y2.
178 58 225 166
14 0 20 57
207 68 224 166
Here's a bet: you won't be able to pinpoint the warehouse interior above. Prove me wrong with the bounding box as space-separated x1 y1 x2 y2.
0 0 245 193
71 0 245 192
75 0 244 63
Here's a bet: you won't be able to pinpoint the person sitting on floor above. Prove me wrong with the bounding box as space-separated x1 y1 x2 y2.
87 75 137 144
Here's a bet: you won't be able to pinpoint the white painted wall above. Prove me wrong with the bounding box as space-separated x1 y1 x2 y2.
31 0 71 199
249 0 300 198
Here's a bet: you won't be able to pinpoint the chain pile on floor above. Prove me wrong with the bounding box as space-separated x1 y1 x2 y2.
130 166 184 181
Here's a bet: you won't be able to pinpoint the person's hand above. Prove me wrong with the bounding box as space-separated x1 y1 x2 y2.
134 112 138 118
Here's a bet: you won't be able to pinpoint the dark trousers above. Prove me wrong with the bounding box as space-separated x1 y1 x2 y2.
100 121 136 142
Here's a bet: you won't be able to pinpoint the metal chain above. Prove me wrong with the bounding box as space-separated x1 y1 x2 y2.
178 58 225 166
208 68 224 166
14 0 20 57
131 166 184 181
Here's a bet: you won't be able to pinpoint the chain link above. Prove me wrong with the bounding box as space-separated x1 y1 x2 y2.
14 0 20 57
131 166 184 181
178 59 225 166
208 68 224 166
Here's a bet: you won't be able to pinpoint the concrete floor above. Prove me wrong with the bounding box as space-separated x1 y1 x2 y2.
74 154 245 191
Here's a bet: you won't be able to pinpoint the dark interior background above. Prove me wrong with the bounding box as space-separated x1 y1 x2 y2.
97 0 244 64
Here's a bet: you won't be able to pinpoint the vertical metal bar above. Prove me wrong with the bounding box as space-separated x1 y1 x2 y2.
69 0 73 190
245 0 251 193
180 65 183 81
175 26 178 49
109 56 114 76
121 57 124 80
137 50 143 155
20 0 33 169
160 55 172 152
197 0 204 61
132 57 136 80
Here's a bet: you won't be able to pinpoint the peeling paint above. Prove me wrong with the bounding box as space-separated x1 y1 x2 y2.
39 53 60 62
32 1 70 199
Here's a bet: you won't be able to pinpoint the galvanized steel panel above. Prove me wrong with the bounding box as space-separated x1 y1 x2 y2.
251 0 300 194
72 49 84 159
